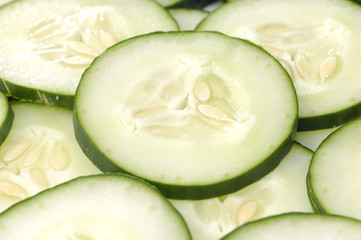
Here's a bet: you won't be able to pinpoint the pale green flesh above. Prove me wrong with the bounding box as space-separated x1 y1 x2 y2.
76 31 297 187
0 103 100 213
0 0 11 6
0 0 178 97
197 0 361 121
0 174 191 240
169 9 208 30
222 213 361 240
309 118 361 220
295 127 338 151
171 143 313 240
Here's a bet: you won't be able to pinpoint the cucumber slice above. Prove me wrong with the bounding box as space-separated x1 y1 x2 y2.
171 143 313 240
0 0 178 108
197 0 361 131
295 127 338 151
0 92 13 146
0 102 100 212
307 117 361 220
0 174 192 239
221 212 361 240
74 31 298 199
168 8 208 30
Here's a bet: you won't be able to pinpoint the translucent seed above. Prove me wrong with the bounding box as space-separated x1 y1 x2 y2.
294 54 310 78
117 107 137 133
133 107 167 118
37 32 67 45
236 201 258 225
91 15 105 33
50 143 70 171
28 20 60 38
320 56 337 79
0 180 28 199
194 80 211 102
22 144 43 168
29 167 49 188
65 40 99 57
3 141 30 162
146 125 181 139
62 56 93 66
99 32 117 48
207 74 226 98
69 233 95 240
37 48 69 61
198 104 230 121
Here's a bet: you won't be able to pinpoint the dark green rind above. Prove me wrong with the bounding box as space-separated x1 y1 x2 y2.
0 78 74 109
305 122 348 214
0 174 192 240
171 0 221 9
306 171 327 213
221 212 361 240
298 101 361 131
0 94 14 146
74 104 297 199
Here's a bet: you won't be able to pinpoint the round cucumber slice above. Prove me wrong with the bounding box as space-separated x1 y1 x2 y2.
168 8 208 30
74 31 298 199
197 0 361 131
0 102 100 212
0 174 191 239
0 0 178 108
0 92 13 146
221 212 361 240
307 117 361 220
171 143 313 240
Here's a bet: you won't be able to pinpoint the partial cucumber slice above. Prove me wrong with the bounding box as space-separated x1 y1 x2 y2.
0 174 192 240
295 127 338 151
197 0 361 131
0 102 100 212
307 117 361 220
0 92 13 146
171 143 313 240
74 31 298 199
0 0 178 108
221 213 361 240
169 8 208 30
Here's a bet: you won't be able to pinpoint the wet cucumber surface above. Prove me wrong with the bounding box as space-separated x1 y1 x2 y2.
1 0 361 238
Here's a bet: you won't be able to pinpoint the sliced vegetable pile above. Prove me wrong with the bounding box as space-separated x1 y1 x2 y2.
0 0 361 239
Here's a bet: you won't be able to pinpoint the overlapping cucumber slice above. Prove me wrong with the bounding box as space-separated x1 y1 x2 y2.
197 0 361 131
307 117 361 220
0 0 178 108
74 31 297 199
222 213 361 240
0 102 100 212
171 143 313 240
0 174 192 240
